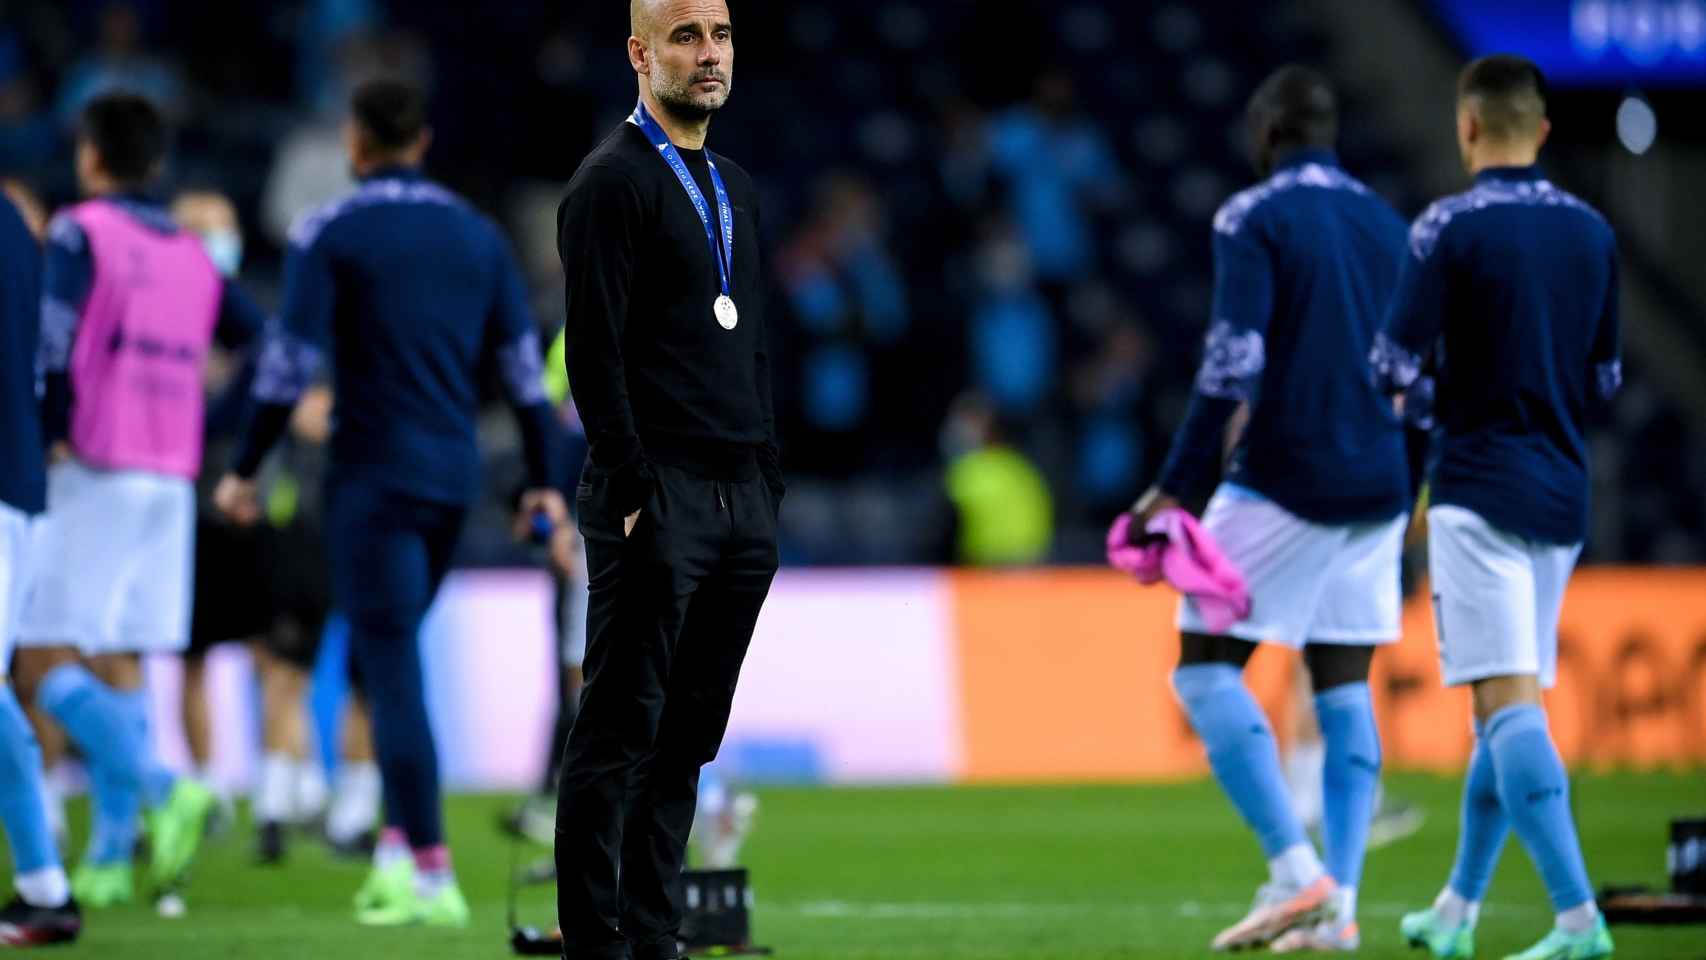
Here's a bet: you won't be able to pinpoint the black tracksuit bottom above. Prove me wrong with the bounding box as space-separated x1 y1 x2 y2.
555 461 779 960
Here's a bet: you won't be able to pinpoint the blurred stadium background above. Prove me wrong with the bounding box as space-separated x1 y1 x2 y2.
1 1 1703 957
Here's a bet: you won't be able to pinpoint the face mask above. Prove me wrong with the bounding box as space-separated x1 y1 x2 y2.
202 229 243 278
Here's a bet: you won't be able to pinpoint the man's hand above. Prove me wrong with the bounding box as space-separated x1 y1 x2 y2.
214 473 263 526
515 489 576 577
47 442 70 465
1129 486 1181 528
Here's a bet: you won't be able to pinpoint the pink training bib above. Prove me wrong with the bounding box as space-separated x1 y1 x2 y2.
66 199 223 479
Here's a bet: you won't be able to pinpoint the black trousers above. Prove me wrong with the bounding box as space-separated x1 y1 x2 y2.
556 463 779 960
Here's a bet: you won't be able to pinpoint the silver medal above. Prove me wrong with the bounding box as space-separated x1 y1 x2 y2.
714 294 739 330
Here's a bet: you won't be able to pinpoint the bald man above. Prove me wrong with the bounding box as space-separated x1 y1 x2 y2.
553 2 781 958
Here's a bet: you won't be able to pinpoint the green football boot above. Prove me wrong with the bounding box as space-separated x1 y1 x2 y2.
1401 906 1476 959
1502 917 1614 960
145 778 217 889
70 862 134 908
352 859 414 914
355 880 470 928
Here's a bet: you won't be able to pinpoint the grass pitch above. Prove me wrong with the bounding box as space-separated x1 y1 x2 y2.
28 772 1706 959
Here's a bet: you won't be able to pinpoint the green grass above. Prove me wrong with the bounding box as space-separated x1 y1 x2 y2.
28 772 1706 958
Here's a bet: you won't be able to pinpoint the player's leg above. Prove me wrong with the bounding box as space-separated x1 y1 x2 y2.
0 500 80 944
265 519 334 831
325 484 417 911
25 704 67 848
252 640 311 863
333 483 469 926
326 679 381 856
1272 645 1378 953
1175 632 1333 949
1281 662 1326 833
619 472 776 959
556 467 703 960
180 651 213 785
15 463 152 906
109 475 217 897
1173 490 1338 950
1402 504 1519 958
1482 538 1608 959
184 510 269 829
1406 506 1608 958
1271 513 1407 953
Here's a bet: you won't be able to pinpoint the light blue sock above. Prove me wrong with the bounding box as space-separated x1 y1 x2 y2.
84 762 141 866
1486 704 1594 912
38 664 149 864
1448 720 1509 903
114 688 177 808
0 686 61 874
1316 682 1380 890
1173 663 1309 859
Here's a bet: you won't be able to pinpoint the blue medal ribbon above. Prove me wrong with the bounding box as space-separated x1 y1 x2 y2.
629 99 734 304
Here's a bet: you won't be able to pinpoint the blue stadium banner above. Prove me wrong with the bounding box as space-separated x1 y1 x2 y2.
1432 0 1706 86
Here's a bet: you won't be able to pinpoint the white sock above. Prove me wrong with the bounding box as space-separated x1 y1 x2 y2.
1433 887 1480 927
1331 885 1357 925
328 762 381 844
1283 742 1326 830
254 752 295 824
14 867 70 908
292 759 328 823
414 868 454 898
374 827 410 870
1556 901 1599 934
1269 842 1327 890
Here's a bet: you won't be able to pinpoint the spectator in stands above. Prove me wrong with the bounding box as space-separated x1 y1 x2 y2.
54 3 182 127
985 70 1124 288
969 221 1055 417
1072 321 1154 514
0 38 55 176
778 173 912 472
939 391 1053 566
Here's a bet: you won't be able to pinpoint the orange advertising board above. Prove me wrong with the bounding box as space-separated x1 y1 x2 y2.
950 568 1706 782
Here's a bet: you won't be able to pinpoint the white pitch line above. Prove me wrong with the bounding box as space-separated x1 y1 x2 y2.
774 900 1546 920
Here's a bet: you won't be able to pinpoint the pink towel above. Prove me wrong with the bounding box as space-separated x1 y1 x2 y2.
1106 508 1251 633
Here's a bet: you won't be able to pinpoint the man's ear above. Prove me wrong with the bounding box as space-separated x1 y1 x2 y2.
628 36 649 77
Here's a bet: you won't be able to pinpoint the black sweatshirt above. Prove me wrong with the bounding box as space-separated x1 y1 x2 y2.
557 120 778 517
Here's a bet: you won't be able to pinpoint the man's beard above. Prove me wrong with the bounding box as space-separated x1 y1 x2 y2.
654 68 731 121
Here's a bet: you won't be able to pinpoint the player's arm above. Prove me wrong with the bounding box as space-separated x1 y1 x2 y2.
202 280 271 436
1588 241 1622 406
489 230 561 492
486 228 573 571
1136 213 1274 522
219 222 334 523
213 278 267 351
558 162 650 522
1371 212 1449 402
36 213 92 457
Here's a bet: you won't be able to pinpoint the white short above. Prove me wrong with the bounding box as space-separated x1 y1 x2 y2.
0 501 32 671
1427 504 1581 689
1178 486 1407 648
15 461 196 656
